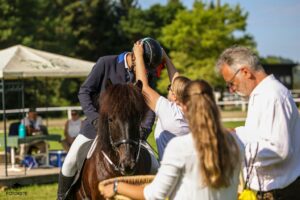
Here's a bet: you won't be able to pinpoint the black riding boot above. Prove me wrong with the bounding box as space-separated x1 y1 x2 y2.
57 172 74 200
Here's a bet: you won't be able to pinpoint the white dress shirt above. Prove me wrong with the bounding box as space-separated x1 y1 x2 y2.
235 75 300 191
154 96 190 160
144 134 240 200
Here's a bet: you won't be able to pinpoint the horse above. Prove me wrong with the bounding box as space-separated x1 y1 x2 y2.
71 81 158 200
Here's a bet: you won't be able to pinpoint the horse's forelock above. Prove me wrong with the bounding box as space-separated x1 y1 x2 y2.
101 84 147 120
97 83 147 150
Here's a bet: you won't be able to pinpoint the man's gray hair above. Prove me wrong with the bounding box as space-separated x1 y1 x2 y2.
215 46 264 73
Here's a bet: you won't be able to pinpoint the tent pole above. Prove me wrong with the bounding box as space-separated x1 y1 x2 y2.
45 77 49 127
2 77 8 176
21 78 25 118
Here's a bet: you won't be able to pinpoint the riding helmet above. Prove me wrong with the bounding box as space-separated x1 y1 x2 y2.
140 37 163 71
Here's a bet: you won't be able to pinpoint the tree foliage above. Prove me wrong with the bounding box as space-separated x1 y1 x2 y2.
0 0 265 108
118 0 185 44
159 1 255 91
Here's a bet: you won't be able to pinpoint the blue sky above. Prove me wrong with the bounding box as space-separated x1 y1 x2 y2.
139 0 300 63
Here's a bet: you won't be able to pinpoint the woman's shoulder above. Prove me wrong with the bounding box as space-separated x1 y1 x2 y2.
166 134 193 153
156 96 184 115
161 134 194 166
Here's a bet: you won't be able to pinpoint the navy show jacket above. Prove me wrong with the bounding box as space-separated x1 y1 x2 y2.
78 52 155 139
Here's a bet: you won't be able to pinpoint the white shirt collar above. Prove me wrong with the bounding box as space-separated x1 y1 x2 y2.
250 74 275 96
124 53 129 70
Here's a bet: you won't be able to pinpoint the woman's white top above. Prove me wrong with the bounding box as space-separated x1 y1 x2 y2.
144 134 240 200
154 96 190 160
67 119 81 138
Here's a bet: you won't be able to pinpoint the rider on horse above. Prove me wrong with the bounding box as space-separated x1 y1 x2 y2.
57 37 163 200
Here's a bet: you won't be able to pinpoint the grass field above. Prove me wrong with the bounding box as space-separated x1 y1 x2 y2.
0 121 244 200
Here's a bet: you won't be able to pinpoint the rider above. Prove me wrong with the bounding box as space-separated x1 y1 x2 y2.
57 37 163 200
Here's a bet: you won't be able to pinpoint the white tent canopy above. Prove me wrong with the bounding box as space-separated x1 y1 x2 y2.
0 45 95 79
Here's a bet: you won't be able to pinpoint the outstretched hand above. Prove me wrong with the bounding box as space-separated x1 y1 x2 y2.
133 41 144 60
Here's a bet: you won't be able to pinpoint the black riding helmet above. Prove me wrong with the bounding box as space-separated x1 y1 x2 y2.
140 37 163 71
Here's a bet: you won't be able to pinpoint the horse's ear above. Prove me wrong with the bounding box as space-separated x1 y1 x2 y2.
105 79 113 89
135 80 143 91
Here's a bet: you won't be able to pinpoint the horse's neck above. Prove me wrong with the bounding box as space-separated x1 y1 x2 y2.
95 143 117 162
91 142 120 177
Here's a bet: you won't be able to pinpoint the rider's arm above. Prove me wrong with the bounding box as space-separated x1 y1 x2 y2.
78 57 105 124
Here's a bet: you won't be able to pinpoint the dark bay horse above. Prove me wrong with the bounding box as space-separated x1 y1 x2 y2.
72 82 157 200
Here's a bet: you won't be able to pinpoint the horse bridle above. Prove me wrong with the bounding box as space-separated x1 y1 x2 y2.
101 133 142 175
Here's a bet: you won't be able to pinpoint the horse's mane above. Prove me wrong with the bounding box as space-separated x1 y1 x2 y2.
97 83 148 151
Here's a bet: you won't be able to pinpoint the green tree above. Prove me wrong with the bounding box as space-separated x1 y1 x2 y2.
0 0 74 54
261 56 294 64
61 0 138 60
0 0 140 110
118 0 185 44
159 1 256 92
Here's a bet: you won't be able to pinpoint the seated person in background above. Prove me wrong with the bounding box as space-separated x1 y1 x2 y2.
23 107 47 136
19 108 48 158
61 110 82 152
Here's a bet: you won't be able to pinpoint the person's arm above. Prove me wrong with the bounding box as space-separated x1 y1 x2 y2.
64 121 68 138
101 138 184 200
162 49 179 83
101 182 145 200
236 96 294 167
35 116 42 130
78 58 105 125
63 120 73 143
133 42 160 111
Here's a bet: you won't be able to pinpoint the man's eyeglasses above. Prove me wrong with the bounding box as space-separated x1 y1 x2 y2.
226 68 241 89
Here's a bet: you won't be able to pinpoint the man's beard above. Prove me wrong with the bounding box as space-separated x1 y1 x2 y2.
236 91 246 97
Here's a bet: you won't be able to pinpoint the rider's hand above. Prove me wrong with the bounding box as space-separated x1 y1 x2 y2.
92 118 99 130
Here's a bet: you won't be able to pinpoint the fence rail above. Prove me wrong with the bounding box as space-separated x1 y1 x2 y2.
0 97 299 122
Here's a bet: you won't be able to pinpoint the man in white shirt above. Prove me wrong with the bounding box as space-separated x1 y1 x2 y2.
216 46 300 199
20 108 48 158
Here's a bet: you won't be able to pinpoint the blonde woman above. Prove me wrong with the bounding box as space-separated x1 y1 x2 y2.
101 81 241 198
133 42 190 160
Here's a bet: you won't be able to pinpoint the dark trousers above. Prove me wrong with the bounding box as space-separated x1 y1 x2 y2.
257 177 300 200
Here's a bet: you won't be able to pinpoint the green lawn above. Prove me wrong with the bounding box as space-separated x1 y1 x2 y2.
0 183 57 200
0 121 244 199
223 121 244 128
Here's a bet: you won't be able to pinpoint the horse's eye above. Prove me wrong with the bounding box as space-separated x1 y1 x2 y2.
108 117 113 123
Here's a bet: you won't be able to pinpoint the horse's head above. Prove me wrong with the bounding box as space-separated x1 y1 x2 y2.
97 81 147 175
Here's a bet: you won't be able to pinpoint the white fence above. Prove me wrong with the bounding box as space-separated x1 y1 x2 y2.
0 97 299 122
0 106 81 120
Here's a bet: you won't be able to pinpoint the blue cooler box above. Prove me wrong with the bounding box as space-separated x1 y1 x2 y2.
49 150 67 167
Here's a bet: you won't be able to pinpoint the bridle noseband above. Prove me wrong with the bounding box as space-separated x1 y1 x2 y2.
102 133 142 175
